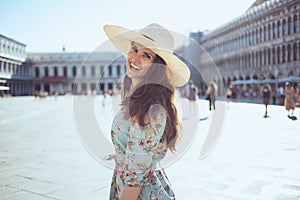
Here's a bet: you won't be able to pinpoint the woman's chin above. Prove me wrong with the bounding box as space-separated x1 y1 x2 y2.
126 71 140 79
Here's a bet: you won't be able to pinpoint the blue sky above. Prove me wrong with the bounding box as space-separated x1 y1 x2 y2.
1 0 254 52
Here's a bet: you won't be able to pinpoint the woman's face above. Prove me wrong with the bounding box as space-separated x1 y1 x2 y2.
126 42 156 82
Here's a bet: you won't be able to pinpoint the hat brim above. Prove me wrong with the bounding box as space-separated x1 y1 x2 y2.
103 24 190 87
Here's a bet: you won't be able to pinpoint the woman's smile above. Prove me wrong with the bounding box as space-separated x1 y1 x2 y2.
129 63 142 71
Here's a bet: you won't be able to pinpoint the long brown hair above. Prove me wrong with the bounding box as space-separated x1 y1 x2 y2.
121 55 181 152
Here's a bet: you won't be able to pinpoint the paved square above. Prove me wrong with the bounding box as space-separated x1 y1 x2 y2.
0 96 299 199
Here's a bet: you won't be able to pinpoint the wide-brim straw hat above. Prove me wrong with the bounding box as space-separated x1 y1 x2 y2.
103 23 190 87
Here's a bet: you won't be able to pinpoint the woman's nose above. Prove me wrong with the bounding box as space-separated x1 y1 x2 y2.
129 53 141 63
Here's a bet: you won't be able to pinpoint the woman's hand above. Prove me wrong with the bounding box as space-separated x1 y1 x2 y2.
120 186 141 200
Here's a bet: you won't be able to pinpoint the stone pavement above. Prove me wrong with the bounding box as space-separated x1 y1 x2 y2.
0 96 299 200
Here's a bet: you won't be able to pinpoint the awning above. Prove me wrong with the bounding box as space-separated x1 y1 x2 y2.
42 76 68 83
231 77 300 85
277 76 300 83
0 86 10 90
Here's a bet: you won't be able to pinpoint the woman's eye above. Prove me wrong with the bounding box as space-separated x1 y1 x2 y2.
131 45 138 52
144 53 152 59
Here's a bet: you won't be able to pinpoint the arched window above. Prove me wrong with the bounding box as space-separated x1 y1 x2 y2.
268 48 271 65
256 29 259 43
263 49 266 65
273 22 276 39
294 15 299 33
45 67 49 76
248 54 251 68
268 24 271 40
282 45 286 63
287 44 291 62
260 27 263 42
288 16 292 35
252 52 255 67
91 66 95 77
108 65 112 76
54 66 58 76
100 65 104 75
72 66 77 77
277 21 281 37
256 51 259 67
257 51 262 67
35 67 40 77
293 43 298 61
3 62 6 72
250 31 254 45
283 19 287 36
81 66 86 77
7 63 11 73
264 26 267 41
117 65 121 77
277 46 280 63
272 47 276 64
63 66 67 77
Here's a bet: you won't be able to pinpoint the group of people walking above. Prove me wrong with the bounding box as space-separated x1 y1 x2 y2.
187 80 218 111
260 81 300 118
186 78 300 119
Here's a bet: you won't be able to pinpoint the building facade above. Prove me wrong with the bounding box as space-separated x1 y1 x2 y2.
0 34 32 96
29 52 126 95
192 0 300 95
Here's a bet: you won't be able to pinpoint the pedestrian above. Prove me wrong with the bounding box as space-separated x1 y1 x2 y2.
225 85 232 108
260 81 272 117
101 90 107 112
187 80 197 111
231 84 238 103
284 82 295 118
206 81 217 110
103 23 190 200
297 83 300 107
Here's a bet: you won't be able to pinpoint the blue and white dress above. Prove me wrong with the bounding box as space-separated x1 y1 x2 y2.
109 105 176 200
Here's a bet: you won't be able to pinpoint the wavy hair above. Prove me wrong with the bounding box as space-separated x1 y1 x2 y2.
121 55 181 152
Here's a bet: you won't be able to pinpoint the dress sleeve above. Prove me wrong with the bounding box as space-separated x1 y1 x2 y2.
124 104 167 186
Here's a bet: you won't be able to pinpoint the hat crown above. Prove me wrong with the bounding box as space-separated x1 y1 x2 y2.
139 23 174 51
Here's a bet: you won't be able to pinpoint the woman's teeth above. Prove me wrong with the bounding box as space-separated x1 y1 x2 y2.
130 63 141 70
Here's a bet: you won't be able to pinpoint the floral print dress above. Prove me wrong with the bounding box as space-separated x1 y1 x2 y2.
109 105 176 200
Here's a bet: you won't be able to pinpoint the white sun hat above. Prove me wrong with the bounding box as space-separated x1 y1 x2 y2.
103 23 190 87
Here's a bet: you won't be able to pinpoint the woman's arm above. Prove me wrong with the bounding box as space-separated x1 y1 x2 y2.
121 104 167 200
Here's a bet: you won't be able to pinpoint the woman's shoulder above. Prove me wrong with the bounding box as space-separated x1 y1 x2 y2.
130 104 167 138
112 108 131 131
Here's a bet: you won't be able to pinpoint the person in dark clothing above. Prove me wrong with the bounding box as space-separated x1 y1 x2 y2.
260 81 272 117
231 85 238 102
187 80 197 111
206 81 218 110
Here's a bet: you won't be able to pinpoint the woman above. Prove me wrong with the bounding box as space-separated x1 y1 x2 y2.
260 81 272 117
284 82 295 117
187 80 197 110
103 23 190 200
225 85 232 108
206 81 217 110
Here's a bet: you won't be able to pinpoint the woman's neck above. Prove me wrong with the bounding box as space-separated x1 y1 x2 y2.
131 78 140 89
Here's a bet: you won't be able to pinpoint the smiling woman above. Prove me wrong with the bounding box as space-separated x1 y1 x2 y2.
125 42 156 86
103 23 190 200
